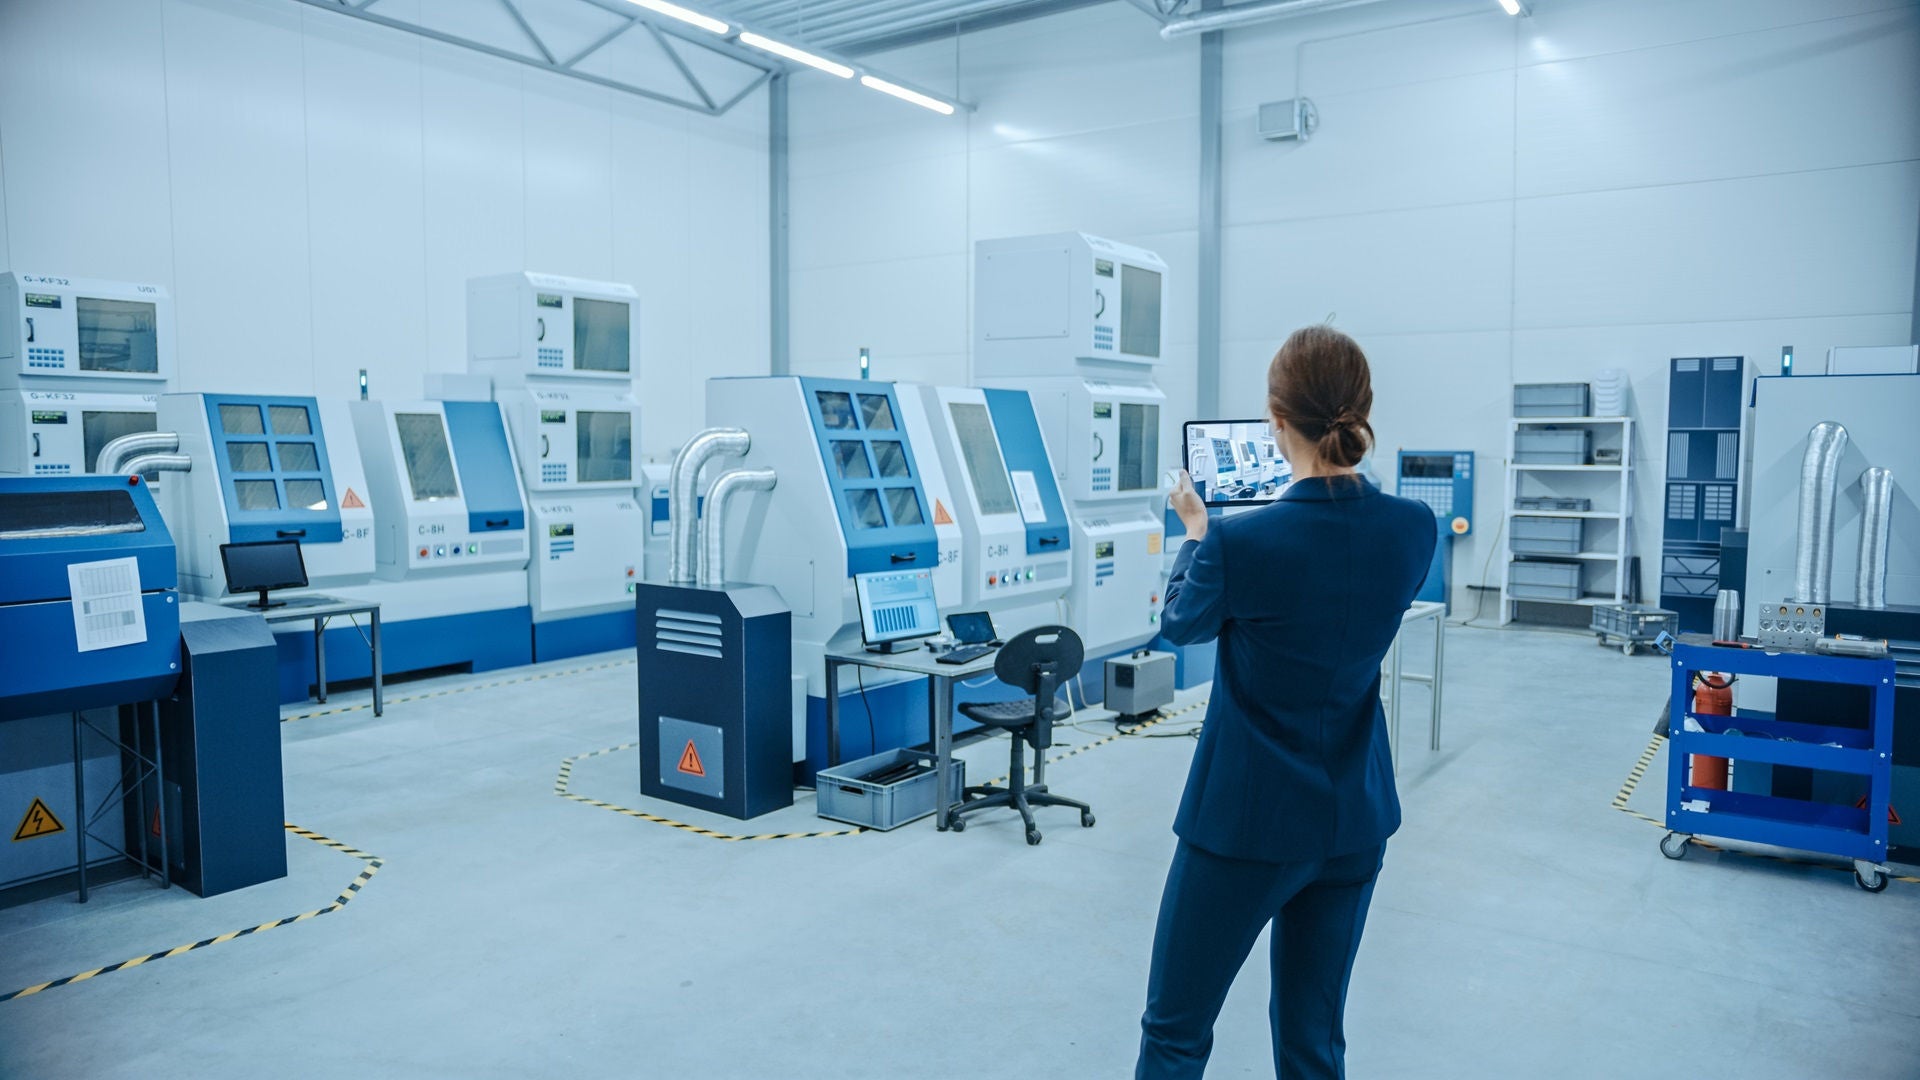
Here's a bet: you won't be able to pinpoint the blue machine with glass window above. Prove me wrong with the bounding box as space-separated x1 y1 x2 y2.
801 378 939 576
1396 450 1473 608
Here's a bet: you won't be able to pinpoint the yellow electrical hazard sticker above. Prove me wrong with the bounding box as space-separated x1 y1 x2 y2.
1148 533 1163 555
12 798 64 842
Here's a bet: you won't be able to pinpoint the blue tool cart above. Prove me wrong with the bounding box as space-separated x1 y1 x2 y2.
1662 638 1896 890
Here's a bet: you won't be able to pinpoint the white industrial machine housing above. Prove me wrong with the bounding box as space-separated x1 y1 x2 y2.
465 271 647 659
0 273 171 477
975 232 1171 658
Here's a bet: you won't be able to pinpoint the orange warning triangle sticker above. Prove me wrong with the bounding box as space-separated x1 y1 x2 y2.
12 798 64 842
677 740 706 777
341 487 366 510
151 804 163 839
933 499 953 526
1855 796 1901 825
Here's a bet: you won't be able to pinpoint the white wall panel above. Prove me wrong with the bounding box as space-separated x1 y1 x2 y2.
160 0 315 395
1224 200 1514 342
421 43 527 375
520 73 615 282
790 154 968 271
680 94 770 454
790 254 968 379
303 10 429 400
1515 162 1920 329
967 118 1199 242
1222 0 1493 107
1518 6 1920 197
1224 69 1514 225
1522 0 1912 65
0 0 174 284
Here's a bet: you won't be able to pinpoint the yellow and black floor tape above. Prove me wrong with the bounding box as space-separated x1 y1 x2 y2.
979 698 1209 788
554 743 866 841
281 656 637 725
0 824 383 1004
1612 733 1919 886
554 698 1210 841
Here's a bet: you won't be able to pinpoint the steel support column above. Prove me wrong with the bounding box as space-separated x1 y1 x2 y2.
1197 1 1223 415
770 73 791 376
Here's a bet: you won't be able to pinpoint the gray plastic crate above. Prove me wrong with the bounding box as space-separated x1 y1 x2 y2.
1514 382 1591 417
1589 603 1677 643
816 748 964 831
1511 515 1584 555
1509 559 1582 600
1514 495 1592 511
1514 428 1592 464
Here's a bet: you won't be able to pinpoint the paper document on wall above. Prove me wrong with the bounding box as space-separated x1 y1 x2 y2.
67 556 148 652
1010 471 1047 524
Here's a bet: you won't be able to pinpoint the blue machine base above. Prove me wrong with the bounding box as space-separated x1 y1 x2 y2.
533 609 637 663
272 606 534 704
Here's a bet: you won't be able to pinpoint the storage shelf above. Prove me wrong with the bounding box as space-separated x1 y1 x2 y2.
1512 416 1632 425
1510 509 1623 519
1506 595 1620 606
1511 463 1624 472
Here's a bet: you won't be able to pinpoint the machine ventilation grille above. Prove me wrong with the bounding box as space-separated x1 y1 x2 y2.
655 608 723 659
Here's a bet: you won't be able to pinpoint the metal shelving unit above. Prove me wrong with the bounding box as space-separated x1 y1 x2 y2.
1500 415 1635 625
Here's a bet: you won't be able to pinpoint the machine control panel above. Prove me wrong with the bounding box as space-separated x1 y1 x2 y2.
1756 600 1824 650
467 272 637 386
974 233 1169 372
0 390 158 476
1397 450 1474 536
0 273 173 387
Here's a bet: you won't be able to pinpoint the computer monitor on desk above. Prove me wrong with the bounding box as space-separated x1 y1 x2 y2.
854 567 940 654
220 539 308 610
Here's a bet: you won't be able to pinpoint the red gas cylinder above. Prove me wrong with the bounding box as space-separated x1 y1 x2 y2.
1690 673 1733 790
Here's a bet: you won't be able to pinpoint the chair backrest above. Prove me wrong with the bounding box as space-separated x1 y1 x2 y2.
994 624 1085 694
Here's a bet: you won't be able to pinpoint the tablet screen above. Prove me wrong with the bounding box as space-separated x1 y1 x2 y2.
1183 420 1289 507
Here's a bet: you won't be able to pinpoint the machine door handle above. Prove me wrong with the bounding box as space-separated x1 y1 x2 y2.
541 435 550 458
1091 433 1105 461
24 317 33 343
484 518 509 529
277 529 307 538
536 317 545 342
31 433 40 457
1038 536 1061 546
890 552 918 564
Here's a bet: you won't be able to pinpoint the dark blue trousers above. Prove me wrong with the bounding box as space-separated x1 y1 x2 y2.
1136 840 1385 1079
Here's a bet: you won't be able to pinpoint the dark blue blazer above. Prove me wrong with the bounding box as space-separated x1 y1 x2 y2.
1161 476 1438 863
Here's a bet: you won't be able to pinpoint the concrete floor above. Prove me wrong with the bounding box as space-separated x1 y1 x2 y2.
2 624 1917 1079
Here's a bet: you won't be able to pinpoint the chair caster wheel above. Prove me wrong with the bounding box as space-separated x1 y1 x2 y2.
1659 832 1689 860
1081 811 1096 828
948 815 966 833
1026 828 1042 846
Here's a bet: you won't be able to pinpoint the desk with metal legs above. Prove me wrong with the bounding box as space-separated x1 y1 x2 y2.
226 595 384 716
824 640 999 832
1382 601 1447 773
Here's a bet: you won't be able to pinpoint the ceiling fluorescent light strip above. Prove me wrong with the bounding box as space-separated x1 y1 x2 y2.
628 0 729 35
738 32 855 78
1497 0 1530 15
858 75 956 115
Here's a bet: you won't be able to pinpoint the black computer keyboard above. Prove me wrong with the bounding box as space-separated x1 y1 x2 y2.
937 643 995 665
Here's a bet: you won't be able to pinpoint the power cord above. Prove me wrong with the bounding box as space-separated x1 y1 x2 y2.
855 667 877 759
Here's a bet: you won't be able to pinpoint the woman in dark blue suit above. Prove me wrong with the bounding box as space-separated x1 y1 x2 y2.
1137 326 1437 1079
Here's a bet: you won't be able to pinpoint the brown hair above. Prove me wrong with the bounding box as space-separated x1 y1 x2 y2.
1266 325 1374 469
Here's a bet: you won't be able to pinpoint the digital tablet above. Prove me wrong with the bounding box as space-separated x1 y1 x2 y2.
1182 420 1290 507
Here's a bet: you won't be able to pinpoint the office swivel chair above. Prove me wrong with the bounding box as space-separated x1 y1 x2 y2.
947 625 1095 845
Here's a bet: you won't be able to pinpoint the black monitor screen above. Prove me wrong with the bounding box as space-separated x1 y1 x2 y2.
221 539 309 594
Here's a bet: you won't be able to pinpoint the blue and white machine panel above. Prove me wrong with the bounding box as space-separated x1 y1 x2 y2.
799 377 939 577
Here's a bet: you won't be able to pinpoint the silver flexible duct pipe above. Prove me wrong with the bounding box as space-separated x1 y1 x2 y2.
117 453 192 476
1856 466 1894 609
668 428 750 584
95 431 180 474
1161 0 1394 39
1792 421 1850 604
698 468 777 589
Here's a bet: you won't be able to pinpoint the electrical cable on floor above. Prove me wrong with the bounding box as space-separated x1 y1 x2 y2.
855 667 877 759
1456 514 1507 629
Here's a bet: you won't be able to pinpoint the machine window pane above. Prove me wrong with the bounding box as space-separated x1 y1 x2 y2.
572 298 631 372
848 489 886 529
859 395 896 431
220 404 265 435
0 490 144 539
576 411 633 482
394 412 459 501
82 411 157 474
816 391 857 430
832 440 872 480
948 402 1017 515
235 480 280 510
75 297 159 373
885 488 924 527
872 440 910 479
1118 403 1159 492
277 442 319 472
1120 265 1162 358
270 405 312 435
284 479 328 510
227 442 272 473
